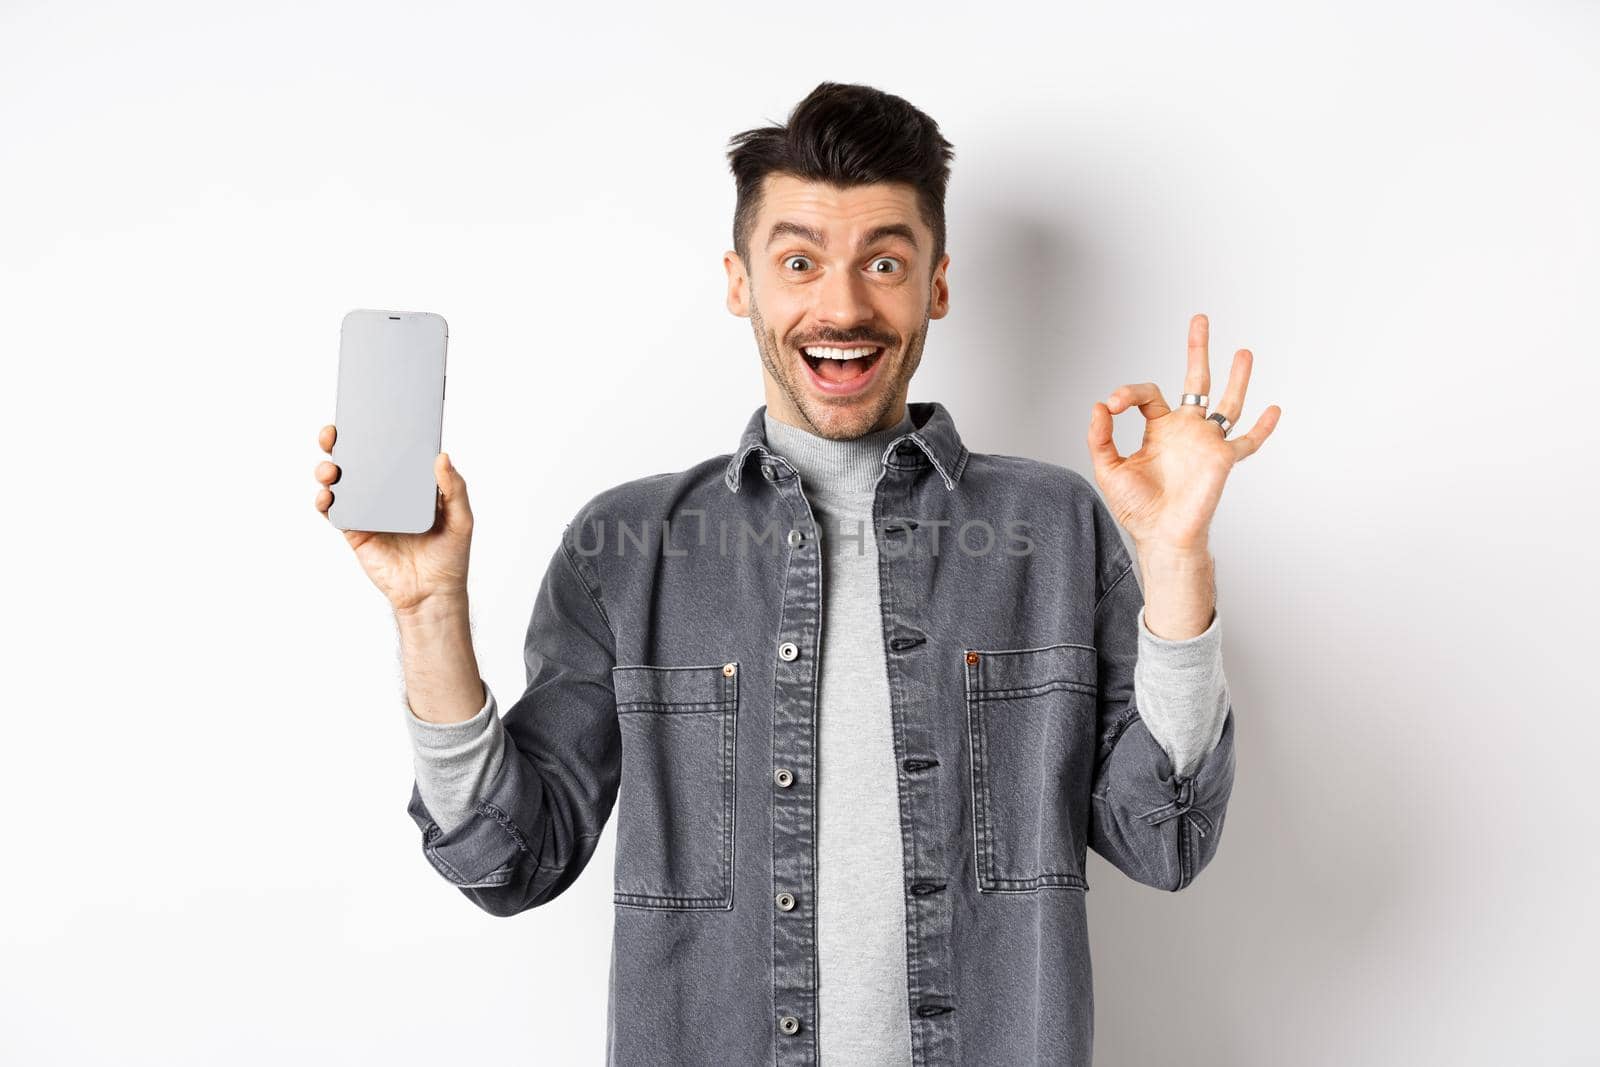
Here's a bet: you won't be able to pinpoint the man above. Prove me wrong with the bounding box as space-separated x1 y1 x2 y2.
314 81 1278 1066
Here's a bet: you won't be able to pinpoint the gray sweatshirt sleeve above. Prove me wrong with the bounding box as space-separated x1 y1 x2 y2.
404 681 509 836
1132 606 1230 778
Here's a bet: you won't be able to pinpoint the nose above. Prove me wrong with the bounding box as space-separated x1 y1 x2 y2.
812 263 874 330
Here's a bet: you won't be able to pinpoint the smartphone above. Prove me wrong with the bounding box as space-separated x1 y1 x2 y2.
329 309 448 534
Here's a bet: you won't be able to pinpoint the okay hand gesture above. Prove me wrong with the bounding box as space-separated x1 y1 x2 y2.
1086 314 1281 554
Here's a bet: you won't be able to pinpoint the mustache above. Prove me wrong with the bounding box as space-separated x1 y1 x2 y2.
789 330 897 348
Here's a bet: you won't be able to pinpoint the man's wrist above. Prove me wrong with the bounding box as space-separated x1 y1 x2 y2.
1133 540 1211 569
394 592 484 725
1133 543 1217 640
394 591 471 633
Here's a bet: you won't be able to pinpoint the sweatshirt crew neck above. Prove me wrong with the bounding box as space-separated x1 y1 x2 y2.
761 406 917 495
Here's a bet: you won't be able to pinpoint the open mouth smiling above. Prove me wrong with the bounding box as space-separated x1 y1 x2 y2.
798 343 887 393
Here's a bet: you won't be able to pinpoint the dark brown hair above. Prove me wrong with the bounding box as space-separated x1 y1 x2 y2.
726 82 956 267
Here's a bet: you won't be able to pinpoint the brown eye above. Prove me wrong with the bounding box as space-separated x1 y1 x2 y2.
869 257 902 274
784 255 813 271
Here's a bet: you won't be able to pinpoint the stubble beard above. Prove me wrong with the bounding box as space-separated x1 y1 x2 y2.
750 294 930 441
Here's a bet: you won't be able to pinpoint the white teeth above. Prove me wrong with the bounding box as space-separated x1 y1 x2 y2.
803 345 878 360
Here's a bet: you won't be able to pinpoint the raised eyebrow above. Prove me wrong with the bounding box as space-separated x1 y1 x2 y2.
861 224 918 250
766 221 827 250
766 221 920 251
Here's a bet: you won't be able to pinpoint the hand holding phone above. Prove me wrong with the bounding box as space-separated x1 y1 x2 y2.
314 310 474 616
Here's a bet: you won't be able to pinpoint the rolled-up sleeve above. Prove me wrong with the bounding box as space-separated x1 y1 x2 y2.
1088 546 1237 892
404 681 507 837
404 515 622 916
1133 604 1230 779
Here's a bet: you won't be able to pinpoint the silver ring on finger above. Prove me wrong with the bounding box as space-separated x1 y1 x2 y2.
1180 393 1209 408
1205 411 1233 435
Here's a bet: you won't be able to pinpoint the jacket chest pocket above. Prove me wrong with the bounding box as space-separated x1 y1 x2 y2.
611 661 739 910
964 643 1097 893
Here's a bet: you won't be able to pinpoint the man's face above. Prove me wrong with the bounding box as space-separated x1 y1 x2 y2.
724 173 950 439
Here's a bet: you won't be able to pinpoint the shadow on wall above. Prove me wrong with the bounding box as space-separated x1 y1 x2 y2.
937 206 1091 473
1083 610 1415 1065
951 204 1413 1064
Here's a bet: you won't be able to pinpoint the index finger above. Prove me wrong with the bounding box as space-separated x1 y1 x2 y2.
319 423 336 454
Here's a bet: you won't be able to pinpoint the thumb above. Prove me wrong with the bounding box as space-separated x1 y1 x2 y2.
435 452 473 533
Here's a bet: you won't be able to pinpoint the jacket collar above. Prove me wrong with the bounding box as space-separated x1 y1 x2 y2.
724 400 969 494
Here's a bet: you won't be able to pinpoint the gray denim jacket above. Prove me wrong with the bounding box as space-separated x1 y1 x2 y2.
405 400 1237 1066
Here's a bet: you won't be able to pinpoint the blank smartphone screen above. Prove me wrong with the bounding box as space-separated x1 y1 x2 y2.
329 309 448 534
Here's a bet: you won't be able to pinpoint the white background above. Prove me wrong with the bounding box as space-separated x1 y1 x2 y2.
3 1 1596 1063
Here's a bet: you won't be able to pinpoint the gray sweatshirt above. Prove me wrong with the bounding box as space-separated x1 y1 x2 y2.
403 409 1230 1062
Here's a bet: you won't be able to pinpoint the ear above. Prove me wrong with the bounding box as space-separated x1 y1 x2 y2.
724 250 751 317
928 251 951 320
